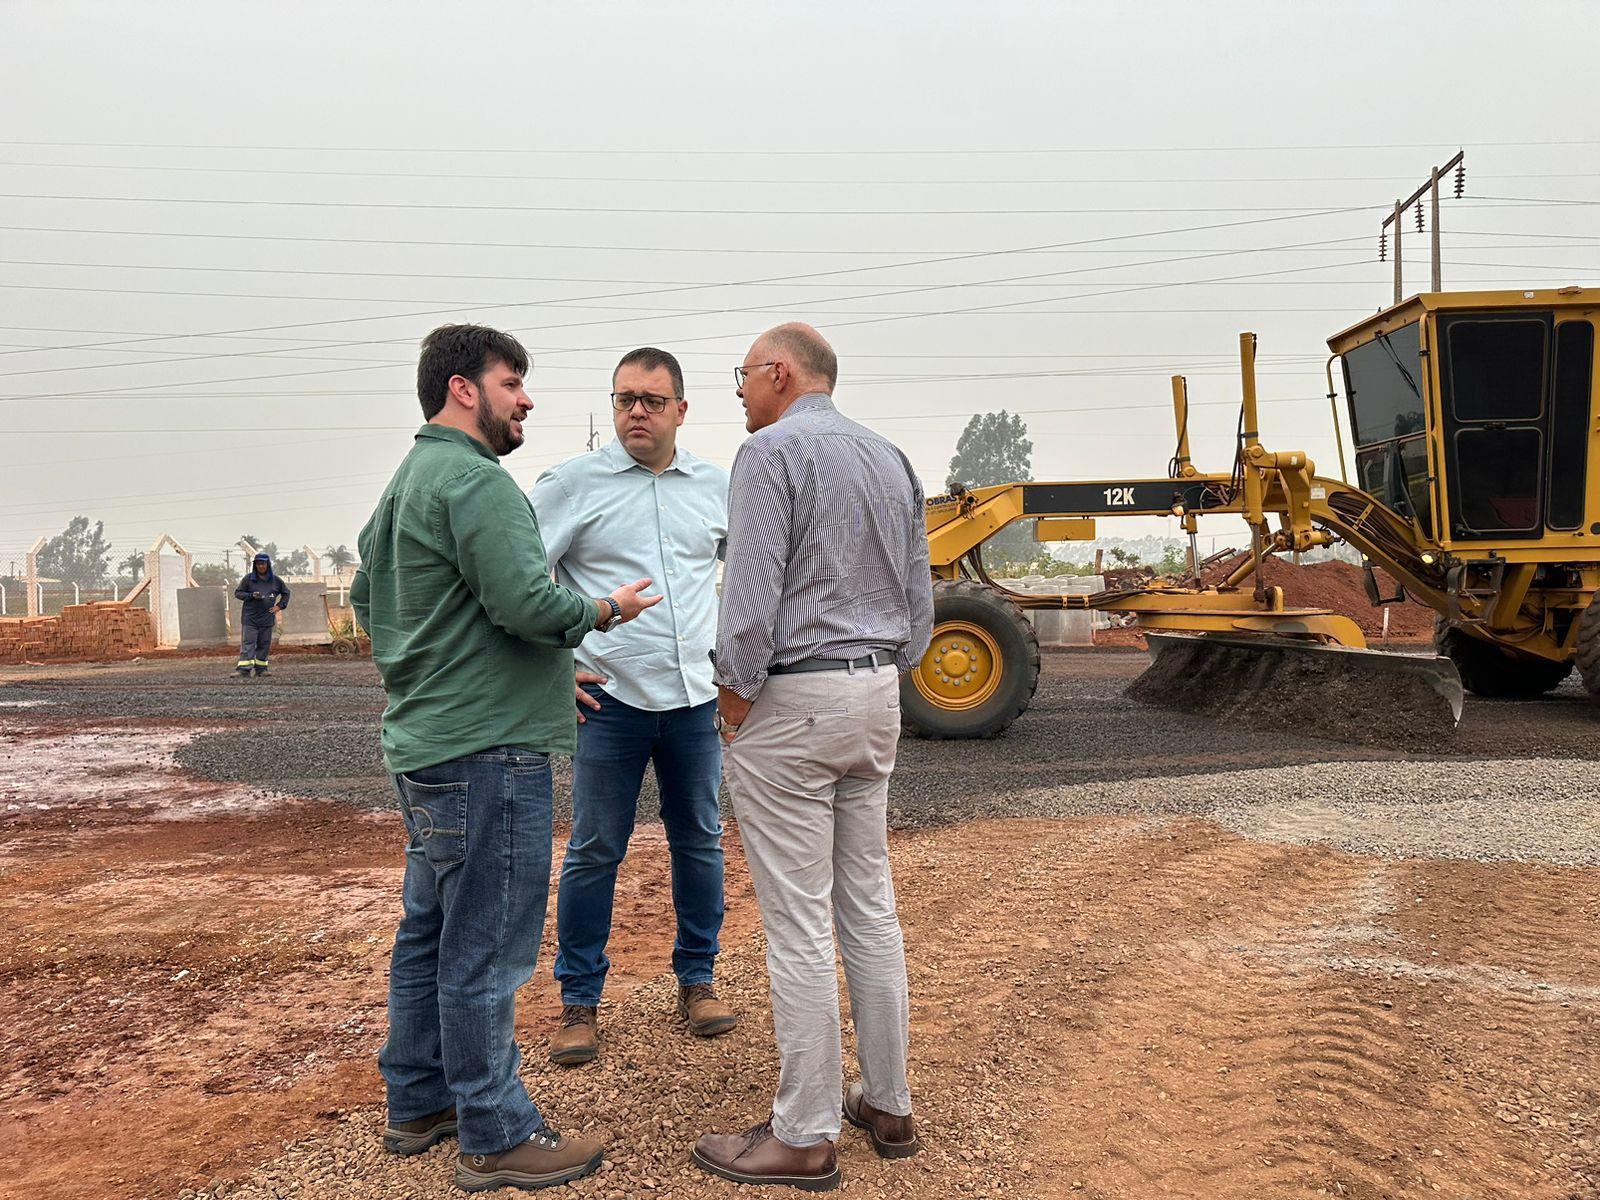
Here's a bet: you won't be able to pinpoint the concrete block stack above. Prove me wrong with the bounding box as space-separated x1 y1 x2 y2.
0 602 157 664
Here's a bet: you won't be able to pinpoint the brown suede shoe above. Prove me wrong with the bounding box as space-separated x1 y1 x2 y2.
843 1082 920 1158
690 1118 840 1191
455 1126 604 1192
678 982 737 1037
548 1004 598 1066
382 1104 458 1156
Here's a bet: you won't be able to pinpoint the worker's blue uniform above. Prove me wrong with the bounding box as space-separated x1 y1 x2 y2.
234 555 291 677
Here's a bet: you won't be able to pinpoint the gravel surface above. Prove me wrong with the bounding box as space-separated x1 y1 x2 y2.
4 652 1596 837
1014 758 1600 866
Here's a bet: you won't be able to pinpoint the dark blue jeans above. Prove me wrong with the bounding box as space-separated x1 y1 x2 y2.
379 746 552 1156
554 689 724 1006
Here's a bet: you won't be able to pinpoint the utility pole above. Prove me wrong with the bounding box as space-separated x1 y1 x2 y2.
223 548 232 573
586 412 598 452
1380 152 1465 302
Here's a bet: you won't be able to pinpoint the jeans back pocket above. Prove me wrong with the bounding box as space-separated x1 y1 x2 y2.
396 774 469 868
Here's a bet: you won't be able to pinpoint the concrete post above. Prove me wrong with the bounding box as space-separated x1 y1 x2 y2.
143 533 196 647
302 545 322 582
25 536 44 618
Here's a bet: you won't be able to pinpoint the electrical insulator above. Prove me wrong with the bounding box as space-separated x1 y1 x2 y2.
1415 198 1424 231
1454 161 1466 198
1378 230 1387 262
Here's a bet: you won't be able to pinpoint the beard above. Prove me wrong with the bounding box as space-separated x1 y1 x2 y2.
475 403 522 457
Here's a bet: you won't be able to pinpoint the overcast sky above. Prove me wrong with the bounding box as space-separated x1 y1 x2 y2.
2 0 1596 572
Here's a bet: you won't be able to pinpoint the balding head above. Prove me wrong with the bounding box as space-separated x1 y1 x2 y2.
754 322 838 393
737 322 841 433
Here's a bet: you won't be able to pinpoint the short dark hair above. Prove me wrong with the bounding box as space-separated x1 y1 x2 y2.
612 346 684 398
416 324 531 419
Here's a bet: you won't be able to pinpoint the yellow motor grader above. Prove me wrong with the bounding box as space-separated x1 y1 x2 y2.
901 287 1600 738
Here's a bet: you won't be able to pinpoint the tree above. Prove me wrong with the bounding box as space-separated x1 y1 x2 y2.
36 516 113 586
117 551 145 582
192 562 233 586
238 534 308 576
946 411 1035 566
325 544 356 576
278 548 311 576
946 411 1033 492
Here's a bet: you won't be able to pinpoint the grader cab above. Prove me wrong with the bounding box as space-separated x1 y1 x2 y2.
902 288 1600 739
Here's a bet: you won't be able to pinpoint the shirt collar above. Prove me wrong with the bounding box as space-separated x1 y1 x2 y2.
601 437 698 476
416 422 497 462
780 392 835 422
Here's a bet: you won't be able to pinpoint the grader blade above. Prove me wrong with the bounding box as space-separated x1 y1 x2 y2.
1130 632 1464 748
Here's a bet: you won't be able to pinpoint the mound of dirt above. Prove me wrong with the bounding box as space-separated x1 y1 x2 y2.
1128 635 1460 750
1200 554 1435 641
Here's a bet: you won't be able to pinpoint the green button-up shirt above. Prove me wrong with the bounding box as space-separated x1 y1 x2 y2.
352 424 595 773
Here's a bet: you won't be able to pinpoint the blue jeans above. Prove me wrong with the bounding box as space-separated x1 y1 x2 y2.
379 746 552 1156
554 689 724 1006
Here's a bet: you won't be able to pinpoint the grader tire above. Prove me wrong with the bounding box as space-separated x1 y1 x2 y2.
1576 594 1600 701
901 580 1040 738
1434 617 1572 699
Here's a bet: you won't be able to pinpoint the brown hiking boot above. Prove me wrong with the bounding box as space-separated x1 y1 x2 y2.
678 982 737 1037
382 1104 457 1156
843 1082 920 1158
691 1118 840 1191
548 1004 598 1066
455 1125 604 1192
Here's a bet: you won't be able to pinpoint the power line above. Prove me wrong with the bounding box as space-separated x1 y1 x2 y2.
0 252 1376 397
0 190 1413 215
1 138 1595 153
0 205 1381 365
4 158 1598 185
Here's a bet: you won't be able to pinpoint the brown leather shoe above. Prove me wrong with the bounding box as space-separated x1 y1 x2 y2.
455 1126 604 1192
548 1004 598 1066
382 1104 457 1156
843 1082 920 1158
678 982 737 1037
690 1118 840 1191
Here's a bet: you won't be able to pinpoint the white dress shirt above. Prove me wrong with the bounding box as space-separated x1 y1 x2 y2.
530 439 729 711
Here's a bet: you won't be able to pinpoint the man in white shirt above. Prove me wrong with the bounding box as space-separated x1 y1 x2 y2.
529 347 734 1067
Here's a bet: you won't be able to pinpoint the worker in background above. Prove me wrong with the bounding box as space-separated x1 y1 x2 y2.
352 324 659 1193
691 324 933 1190
529 346 734 1070
233 552 289 678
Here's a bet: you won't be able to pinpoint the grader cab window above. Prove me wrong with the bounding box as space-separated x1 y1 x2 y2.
1437 312 1553 539
1343 323 1431 534
1344 323 1426 446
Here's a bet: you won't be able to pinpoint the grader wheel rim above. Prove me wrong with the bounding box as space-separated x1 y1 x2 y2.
913 621 1004 711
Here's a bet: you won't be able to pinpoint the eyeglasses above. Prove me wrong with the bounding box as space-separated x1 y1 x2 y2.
610 392 678 413
734 362 777 388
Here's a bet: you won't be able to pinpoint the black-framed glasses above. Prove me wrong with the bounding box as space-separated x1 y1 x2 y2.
610 391 677 413
734 362 777 388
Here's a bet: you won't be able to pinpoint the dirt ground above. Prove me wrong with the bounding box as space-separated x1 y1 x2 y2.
2 654 1597 1200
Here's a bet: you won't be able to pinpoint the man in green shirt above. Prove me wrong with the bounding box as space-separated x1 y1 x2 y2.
353 324 658 1193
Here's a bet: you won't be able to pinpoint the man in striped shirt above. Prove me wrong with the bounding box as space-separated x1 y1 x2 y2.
691 324 933 1192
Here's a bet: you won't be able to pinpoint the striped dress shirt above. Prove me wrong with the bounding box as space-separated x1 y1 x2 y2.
714 392 934 700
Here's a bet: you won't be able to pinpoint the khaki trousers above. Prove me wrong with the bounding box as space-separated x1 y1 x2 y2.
723 665 912 1146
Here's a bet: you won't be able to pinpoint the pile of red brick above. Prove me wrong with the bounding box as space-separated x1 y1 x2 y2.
0 603 157 664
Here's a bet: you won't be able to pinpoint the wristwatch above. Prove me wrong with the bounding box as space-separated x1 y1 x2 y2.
598 596 623 632
714 710 741 737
